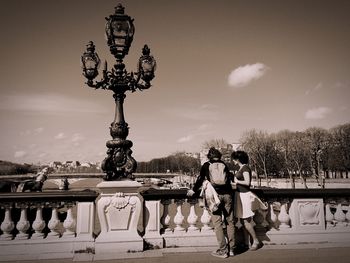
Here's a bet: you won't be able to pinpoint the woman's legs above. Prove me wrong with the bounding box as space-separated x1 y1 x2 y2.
242 218 260 250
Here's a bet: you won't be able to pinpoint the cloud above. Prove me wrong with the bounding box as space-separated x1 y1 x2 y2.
35 127 44 133
20 130 32 136
305 82 323 96
168 104 219 121
14 151 27 158
54 132 66 140
339 105 348 111
176 123 214 144
177 135 194 143
38 153 47 159
305 107 332 119
71 133 85 142
0 94 107 114
228 63 269 88
70 133 85 147
197 124 211 131
20 127 44 136
334 82 346 89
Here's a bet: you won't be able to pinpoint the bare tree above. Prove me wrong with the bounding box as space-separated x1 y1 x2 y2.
240 129 274 186
304 127 329 187
202 138 230 150
275 130 295 188
329 123 350 178
289 132 311 188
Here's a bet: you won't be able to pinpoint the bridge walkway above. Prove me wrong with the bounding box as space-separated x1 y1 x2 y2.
2 245 349 263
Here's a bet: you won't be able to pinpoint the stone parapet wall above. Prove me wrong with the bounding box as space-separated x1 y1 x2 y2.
0 187 350 261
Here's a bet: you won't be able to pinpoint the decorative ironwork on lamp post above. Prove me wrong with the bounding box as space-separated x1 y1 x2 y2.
81 4 156 181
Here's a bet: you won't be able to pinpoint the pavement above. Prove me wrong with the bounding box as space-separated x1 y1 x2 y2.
1 244 350 263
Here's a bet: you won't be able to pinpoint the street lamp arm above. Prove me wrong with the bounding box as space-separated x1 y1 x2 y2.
85 77 109 90
85 62 154 93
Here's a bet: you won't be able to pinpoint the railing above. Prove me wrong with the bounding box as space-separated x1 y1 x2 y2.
0 190 98 261
1 186 350 261
141 188 350 248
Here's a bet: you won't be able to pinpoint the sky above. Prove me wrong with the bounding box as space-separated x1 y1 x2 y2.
0 0 349 164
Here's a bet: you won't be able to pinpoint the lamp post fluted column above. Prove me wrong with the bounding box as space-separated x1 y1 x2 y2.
81 4 156 181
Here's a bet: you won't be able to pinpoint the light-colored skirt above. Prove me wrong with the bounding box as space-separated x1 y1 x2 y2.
235 191 267 219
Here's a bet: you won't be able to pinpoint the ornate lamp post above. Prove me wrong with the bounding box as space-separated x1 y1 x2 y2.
81 4 156 181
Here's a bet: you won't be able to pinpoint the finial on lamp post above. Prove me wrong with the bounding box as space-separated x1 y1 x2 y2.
115 3 125 14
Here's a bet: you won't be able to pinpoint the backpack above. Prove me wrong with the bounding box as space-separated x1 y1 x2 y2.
208 162 227 186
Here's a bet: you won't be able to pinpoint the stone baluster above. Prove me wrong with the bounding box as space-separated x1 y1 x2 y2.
31 204 46 239
260 207 269 227
173 199 185 232
187 199 199 232
325 203 334 228
48 204 62 237
160 199 172 233
200 207 212 231
63 204 76 237
253 209 268 232
334 203 346 227
346 204 350 225
268 202 278 229
278 202 291 229
0 204 15 240
15 203 30 240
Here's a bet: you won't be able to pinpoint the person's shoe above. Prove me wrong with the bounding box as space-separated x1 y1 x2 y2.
211 250 228 258
249 241 262 251
229 246 237 256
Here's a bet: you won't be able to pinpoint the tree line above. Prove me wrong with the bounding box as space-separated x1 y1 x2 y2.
136 152 201 175
136 123 350 188
239 123 350 188
0 161 38 175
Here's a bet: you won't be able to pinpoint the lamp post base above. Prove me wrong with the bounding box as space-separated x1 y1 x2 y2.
95 180 144 256
101 139 137 181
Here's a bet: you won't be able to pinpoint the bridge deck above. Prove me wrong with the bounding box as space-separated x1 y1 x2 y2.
2 245 349 263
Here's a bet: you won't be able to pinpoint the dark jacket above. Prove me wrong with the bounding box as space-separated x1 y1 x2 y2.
192 159 233 195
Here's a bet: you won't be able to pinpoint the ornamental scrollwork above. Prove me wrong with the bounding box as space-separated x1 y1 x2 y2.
105 192 137 213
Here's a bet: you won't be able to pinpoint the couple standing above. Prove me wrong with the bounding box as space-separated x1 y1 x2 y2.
187 147 266 259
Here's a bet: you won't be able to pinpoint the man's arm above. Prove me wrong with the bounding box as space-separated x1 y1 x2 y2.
189 162 209 194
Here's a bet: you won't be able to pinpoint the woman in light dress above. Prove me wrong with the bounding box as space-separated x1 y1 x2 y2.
231 150 267 251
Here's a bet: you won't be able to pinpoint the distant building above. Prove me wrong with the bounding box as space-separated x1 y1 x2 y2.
199 143 241 165
231 143 241 151
62 161 80 168
199 150 209 165
49 161 63 169
80 162 91 168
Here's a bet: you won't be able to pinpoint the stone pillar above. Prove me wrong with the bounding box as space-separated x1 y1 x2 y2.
143 200 163 248
289 198 325 231
76 202 95 240
74 201 96 261
94 180 143 260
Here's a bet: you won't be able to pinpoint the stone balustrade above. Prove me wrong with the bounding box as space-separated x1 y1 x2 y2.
0 191 98 261
141 188 350 248
0 186 350 261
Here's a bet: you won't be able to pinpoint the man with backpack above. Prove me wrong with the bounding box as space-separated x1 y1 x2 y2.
187 147 235 258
